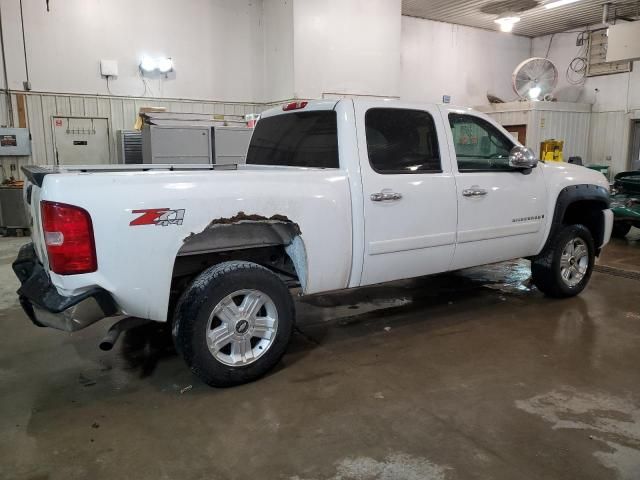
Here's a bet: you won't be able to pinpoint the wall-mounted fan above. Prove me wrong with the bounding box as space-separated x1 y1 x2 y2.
512 57 558 100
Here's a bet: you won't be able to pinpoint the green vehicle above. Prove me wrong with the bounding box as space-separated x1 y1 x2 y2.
610 170 640 237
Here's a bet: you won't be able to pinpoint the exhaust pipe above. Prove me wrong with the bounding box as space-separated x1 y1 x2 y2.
99 317 149 351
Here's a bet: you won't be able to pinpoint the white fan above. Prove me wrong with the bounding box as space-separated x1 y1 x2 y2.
512 57 558 100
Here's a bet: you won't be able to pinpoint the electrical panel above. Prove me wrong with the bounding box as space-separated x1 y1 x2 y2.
52 117 110 165
606 22 640 63
587 29 631 77
0 128 31 156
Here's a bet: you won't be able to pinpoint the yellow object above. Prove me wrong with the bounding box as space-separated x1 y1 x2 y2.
134 107 167 130
540 139 564 162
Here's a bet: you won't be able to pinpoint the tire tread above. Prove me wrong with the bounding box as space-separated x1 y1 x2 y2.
172 260 294 387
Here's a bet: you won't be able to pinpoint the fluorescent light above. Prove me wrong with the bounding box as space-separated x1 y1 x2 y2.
528 86 542 99
494 14 521 32
140 56 174 74
140 56 157 72
157 57 173 73
545 0 580 10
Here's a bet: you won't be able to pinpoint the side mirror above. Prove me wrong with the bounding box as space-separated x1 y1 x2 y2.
509 145 538 170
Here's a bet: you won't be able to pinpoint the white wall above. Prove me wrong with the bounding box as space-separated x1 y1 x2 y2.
263 0 294 101
401 17 532 106
293 0 402 99
1 0 265 102
532 32 640 111
532 30 640 173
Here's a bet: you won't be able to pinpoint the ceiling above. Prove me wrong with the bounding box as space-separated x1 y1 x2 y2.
402 0 640 37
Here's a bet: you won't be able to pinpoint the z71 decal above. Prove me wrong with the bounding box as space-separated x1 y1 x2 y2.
130 208 185 227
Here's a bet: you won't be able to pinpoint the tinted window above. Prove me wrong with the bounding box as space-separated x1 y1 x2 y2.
365 108 441 174
246 111 338 168
449 113 515 171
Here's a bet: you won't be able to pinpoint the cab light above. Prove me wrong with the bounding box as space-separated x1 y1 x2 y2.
283 101 308 111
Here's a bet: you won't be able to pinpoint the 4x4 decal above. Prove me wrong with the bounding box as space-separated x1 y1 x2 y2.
130 208 185 226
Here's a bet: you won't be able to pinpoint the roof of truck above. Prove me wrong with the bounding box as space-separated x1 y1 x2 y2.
260 98 479 119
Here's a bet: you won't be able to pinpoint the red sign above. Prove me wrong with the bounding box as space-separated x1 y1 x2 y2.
55 119 63 127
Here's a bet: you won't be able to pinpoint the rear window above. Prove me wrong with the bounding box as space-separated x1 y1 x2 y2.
365 108 441 174
246 111 339 168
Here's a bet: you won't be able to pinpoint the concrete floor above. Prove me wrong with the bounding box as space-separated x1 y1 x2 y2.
1 231 639 480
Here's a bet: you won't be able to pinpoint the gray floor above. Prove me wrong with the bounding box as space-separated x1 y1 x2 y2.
1 232 640 480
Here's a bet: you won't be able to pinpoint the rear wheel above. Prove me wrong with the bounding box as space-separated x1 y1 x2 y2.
172 261 295 387
531 224 595 298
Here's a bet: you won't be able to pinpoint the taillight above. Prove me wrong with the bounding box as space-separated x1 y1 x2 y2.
282 101 308 111
41 201 97 275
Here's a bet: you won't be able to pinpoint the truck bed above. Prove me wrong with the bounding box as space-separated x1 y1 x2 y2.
22 164 238 187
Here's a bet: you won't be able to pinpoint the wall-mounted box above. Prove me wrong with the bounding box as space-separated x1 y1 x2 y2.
606 22 640 62
0 128 31 156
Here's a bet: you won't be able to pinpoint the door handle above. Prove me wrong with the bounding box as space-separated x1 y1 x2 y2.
370 191 403 202
462 187 488 197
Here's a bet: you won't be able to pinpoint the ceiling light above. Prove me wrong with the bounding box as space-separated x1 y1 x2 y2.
494 14 521 33
528 86 542 99
545 0 581 9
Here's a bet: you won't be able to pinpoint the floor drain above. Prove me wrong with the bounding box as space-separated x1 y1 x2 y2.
594 265 640 281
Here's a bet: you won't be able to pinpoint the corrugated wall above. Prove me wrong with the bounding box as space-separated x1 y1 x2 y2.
528 110 591 162
588 111 634 176
0 91 268 181
485 108 591 163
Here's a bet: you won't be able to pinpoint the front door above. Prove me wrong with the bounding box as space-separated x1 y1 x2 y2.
443 109 547 270
355 102 458 286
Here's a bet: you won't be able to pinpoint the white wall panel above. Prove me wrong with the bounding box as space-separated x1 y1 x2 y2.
1 0 265 102
401 16 531 106
263 0 295 101
293 0 402 99
588 111 635 175
0 93 9 126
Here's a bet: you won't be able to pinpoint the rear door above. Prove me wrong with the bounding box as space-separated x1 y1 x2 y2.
355 102 457 286
442 108 547 269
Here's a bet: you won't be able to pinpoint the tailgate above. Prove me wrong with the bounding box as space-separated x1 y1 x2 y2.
22 177 47 264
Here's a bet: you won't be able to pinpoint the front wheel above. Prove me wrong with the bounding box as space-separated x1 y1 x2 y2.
531 224 595 298
172 261 295 387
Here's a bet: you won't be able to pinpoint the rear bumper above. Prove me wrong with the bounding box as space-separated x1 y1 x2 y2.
12 243 118 332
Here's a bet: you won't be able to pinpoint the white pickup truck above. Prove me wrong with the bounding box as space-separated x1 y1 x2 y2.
14 99 612 387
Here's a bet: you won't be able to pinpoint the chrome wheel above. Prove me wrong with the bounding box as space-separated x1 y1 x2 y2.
206 289 278 366
560 237 589 287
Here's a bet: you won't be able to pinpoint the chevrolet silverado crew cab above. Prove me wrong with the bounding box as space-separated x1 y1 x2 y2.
14 99 612 387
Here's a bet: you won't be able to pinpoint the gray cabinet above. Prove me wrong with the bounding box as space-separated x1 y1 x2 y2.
142 125 252 165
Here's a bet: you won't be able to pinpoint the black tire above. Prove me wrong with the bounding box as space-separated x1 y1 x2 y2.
172 261 295 387
531 224 595 298
612 222 631 238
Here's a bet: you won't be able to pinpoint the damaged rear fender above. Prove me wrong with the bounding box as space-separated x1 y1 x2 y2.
176 212 309 290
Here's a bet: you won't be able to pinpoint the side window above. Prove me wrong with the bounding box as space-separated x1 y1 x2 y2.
449 113 515 172
365 108 441 174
